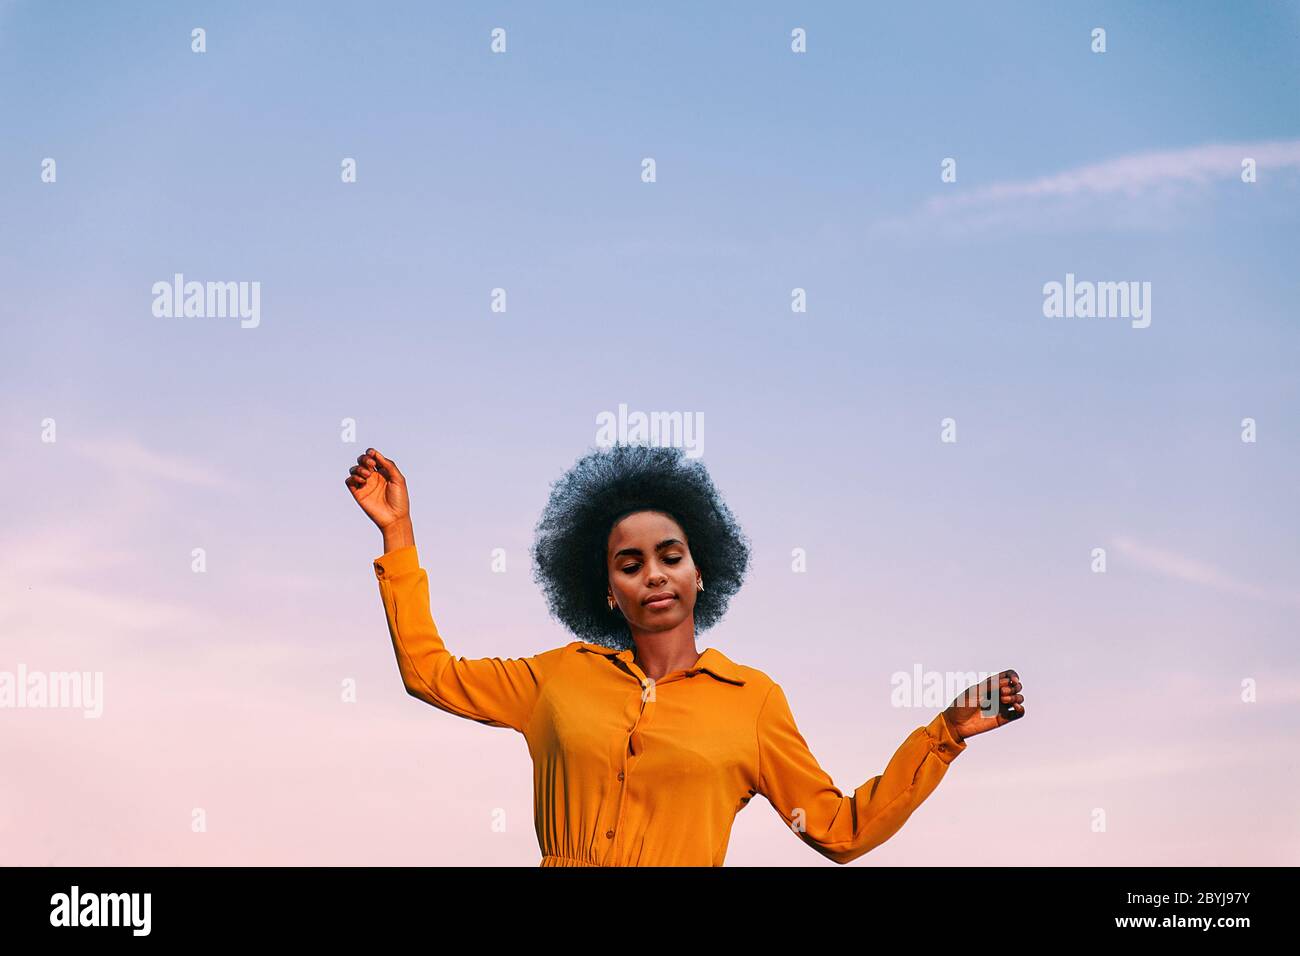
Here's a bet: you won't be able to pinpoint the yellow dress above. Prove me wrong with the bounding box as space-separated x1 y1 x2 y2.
374 545 967 866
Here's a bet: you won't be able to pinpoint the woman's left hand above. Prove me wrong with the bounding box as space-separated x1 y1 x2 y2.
943 670 1024 742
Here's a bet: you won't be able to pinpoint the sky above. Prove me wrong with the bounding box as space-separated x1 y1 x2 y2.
1 0 1298 866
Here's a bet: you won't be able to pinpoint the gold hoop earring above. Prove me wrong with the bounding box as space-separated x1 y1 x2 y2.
698 579 704 592
607 595 616 611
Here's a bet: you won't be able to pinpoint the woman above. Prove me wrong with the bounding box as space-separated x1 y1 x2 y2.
346 443 1025 866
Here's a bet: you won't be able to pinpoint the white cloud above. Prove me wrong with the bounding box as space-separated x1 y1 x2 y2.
71 435 242 491
1110 534 1299 607
874 139 1300 239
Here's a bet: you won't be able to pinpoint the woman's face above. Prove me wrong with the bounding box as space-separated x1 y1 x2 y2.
606 510 700 633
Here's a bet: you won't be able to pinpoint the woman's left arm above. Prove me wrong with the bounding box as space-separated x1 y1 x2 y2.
754 682 968 865
756 670 1024 864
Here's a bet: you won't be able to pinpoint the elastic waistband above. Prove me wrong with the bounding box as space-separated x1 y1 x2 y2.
540 854 602 867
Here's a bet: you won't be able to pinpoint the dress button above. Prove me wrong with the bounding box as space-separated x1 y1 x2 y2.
375 564 384 576
605 829 615 839
617 771 625 781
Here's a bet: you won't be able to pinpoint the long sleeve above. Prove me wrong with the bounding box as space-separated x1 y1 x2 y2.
755 682 966 864
373 545 550 734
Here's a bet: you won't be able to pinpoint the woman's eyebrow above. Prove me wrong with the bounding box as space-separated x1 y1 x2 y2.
614 538 684 559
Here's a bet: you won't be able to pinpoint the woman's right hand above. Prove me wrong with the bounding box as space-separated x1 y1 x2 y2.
345 447 410 531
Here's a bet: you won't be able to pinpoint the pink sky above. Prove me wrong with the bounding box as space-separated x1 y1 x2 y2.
3 433 1296 866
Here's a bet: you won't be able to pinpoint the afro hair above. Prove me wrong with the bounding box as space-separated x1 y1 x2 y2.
529 443 751 650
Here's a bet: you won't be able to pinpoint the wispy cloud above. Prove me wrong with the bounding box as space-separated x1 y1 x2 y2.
71 435 242 491
957 741 1263 791
0 524 134 579
874 139 1300 239
954 667 1300 790
1111 534 1300 607
0 434 243 584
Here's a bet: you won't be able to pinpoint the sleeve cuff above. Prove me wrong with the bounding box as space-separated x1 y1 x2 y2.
373 545 420 579
926 711 967 763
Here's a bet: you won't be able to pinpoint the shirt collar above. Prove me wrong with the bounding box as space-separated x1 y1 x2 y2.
576 643 746 686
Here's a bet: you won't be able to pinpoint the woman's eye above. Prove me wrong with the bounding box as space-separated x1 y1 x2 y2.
621 556 680 572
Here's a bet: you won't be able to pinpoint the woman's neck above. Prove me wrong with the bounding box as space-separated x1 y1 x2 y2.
631 638 702 681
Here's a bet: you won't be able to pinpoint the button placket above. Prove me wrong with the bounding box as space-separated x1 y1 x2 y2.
606 681 644 860
602 657 694 863
605 670 665 862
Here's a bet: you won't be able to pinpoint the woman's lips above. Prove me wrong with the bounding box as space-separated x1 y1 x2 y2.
644 596 676 609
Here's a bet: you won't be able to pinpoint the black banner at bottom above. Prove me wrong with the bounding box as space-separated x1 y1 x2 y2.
0 865 1284 942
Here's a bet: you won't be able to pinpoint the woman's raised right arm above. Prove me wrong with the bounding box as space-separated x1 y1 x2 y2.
348 448 553 734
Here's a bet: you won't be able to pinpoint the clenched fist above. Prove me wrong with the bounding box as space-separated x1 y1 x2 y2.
943 669 1025 742
345 447 410 531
